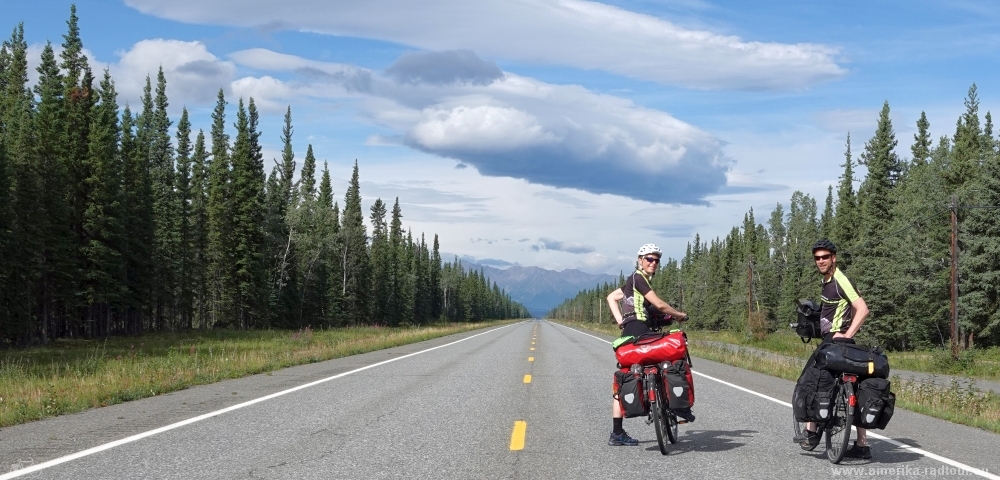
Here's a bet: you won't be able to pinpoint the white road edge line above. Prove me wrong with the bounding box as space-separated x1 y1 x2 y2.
0 322 524 480
552 321 999 480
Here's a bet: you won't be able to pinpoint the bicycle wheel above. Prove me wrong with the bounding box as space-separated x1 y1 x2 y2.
665 403 678 444
649 377 670 455
792 412 819 451
825 383 853 464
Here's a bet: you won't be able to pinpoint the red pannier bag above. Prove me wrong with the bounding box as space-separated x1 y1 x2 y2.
614 331 687 368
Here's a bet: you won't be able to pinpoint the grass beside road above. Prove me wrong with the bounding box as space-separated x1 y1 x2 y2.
0 321 513 428
552 319 1000 434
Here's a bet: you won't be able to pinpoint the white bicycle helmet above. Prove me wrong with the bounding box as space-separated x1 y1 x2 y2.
637 243 662 257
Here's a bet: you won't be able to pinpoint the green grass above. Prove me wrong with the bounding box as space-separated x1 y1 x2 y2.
553 318 1000 434
0 321 513 428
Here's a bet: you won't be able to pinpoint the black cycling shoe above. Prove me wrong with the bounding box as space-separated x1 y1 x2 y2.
844 443 872 459
674 408 696 423
608 430 639 446
796 430 821 449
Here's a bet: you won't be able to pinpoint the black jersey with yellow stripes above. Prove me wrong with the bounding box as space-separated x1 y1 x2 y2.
621 270 653 321
820 267 861 334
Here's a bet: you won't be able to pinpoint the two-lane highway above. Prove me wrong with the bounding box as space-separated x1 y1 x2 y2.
2 320 998 479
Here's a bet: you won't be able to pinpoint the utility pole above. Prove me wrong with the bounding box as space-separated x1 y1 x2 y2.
747 255 754 322
950 195 959 358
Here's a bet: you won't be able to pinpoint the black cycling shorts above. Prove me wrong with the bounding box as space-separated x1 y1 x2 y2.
621 319 651 338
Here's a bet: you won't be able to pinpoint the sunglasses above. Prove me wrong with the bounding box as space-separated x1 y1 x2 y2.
814 254 832 261
643 256 661 264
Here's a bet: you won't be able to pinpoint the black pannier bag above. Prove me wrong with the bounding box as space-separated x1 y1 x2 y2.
854 378 895 429
615 370 647 418
662 359 694 410
815 342 890 378
794 299 822 341
793 363 836 422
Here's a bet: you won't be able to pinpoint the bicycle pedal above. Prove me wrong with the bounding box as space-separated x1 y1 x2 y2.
645 417 654 425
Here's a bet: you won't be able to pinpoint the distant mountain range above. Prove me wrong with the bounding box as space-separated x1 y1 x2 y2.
463 262 619 318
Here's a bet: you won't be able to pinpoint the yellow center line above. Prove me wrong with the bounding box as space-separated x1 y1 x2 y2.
531 341 535 345
528 357 534 361
523 374 532 383
530 347 535 351
510 421 527 451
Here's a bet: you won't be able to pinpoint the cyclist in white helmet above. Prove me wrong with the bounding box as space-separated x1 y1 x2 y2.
605 243 691 446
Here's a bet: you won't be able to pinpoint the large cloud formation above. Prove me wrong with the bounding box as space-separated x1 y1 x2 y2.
228 48 731 203
125 0 844 90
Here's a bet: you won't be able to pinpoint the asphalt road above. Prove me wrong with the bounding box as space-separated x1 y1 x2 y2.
2 320 998 479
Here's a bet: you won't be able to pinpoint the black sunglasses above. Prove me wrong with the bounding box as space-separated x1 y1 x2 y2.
644 256 661 264
814 254 832 261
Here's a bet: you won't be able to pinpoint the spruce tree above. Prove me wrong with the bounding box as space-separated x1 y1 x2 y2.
960 107 1000 346
912 112 931 167
34 41 75 340
229 98 267 328
121 104 154 335
340 161 370 325
176 108 194 328
149 68 177 330
207 89 234 327
190 129 209 328
854 101 901 346
369 198 390 323
834 133 857 253
81 69 123 337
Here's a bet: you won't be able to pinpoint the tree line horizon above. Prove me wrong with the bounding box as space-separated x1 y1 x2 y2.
0 7 530 347
551 86 1000 351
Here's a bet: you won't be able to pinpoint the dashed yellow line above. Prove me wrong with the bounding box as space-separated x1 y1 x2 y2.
523 374 532 383
510 421 527 451
530 347 535 351
528 357 534 362
531 341 535 345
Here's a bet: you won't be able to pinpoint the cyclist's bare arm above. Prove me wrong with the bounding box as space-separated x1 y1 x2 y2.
643 290 687 320
607 288 625 326
835 297 869 339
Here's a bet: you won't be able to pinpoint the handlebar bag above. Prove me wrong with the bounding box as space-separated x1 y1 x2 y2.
614 331 687 368
794 299 822 340
815 342 890 378
853 378 895 429
614 370 647 418
663 359 695 409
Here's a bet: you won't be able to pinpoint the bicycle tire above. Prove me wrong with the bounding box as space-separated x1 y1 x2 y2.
826 382 853 464
649 376 670 455
665 405 678 444
792 412 819 451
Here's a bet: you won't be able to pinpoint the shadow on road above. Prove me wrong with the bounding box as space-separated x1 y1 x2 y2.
647 429 757 454
795 440 924 465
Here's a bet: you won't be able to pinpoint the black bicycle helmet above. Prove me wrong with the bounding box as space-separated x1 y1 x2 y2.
812 238 837 254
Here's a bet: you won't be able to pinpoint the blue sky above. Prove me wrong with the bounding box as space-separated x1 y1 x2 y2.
5 0 999 274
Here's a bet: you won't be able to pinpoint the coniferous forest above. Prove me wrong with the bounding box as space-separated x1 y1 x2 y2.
552 90 1000 352
0 9 529 347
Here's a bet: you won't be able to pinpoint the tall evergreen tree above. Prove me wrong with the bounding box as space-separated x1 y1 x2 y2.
834 133 857 253
229 98 267 329
120 104 154 335
854 101 901 346
175 107 194 328
369 198 390 323
190 129 210 328
912 111 932 167
206 89 234 327
149 68 177 330
81 70 123 337
340 161 370 325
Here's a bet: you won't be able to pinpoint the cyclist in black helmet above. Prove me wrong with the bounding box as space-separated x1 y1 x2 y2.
605 243 691 446
793 239 872 458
